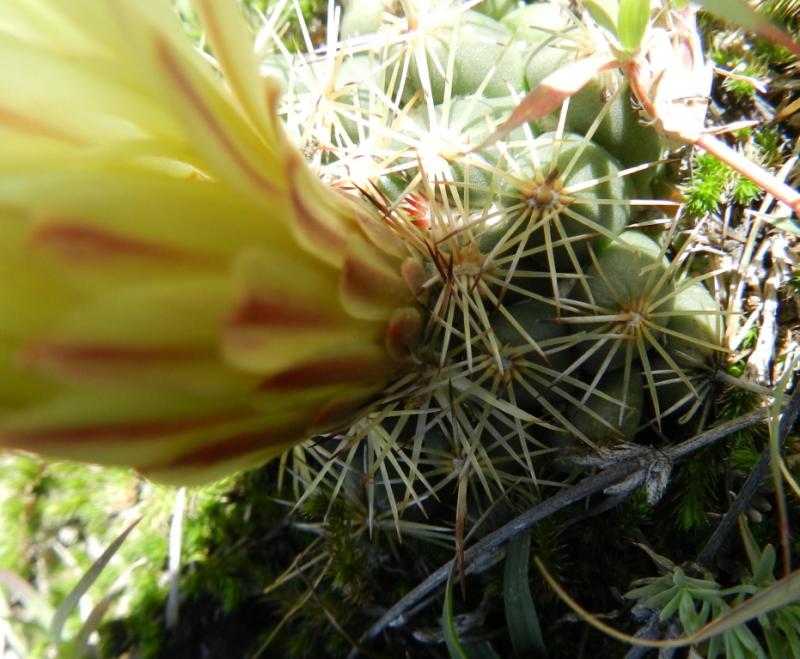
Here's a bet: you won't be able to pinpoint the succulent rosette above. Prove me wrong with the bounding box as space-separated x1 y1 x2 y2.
0 0 421 484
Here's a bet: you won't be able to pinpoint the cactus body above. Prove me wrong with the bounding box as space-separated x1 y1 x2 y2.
567 231 675 370
569 364 644 445
666 282 724 367
407 11 528 103
482 133 633 270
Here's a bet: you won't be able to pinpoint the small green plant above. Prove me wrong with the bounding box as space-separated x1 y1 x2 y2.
625 521 800 658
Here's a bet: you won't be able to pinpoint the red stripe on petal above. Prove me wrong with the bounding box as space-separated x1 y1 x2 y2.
153 423 302 469
287 156 348 258
0 104 85 145
385 307 422 361
22 343 207 373
228 295 331 330
154 37 281 198
258 354 389 391
1 411 250 447
341 249 410 320
32 222 198 263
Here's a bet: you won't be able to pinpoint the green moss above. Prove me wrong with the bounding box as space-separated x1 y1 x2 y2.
624 488 654 527
732 169 763 205
0 455 44 573
719 61 765 100
673 452 718 532
729 434 762 474
684 149 767 217
684 153 730 216
754 127 785 167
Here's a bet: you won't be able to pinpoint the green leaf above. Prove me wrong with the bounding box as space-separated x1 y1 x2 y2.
725 629 747 659
659 590 685 621
617 0 650 51
762 627 785 658
678 591 700 634
708 633 722 659
738 517 762 573
783 614 800 657
691 568 800 647
645 583 681 609
753 545 777 586
443 566 469 659
625 581 669 600
731 622 767 657
584 0 620 36
503 532 547 657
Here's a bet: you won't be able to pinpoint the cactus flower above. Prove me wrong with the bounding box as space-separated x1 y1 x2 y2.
0 0 421 484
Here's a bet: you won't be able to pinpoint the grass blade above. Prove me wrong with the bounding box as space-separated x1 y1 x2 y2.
50 518 140 644
68 588 123 658
443 565 469 659
504 531 547 657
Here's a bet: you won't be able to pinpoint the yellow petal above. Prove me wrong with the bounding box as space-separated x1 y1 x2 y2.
0 0 420 485
0 169 298 267
0 388 260 467
117 1 289 206
192 0 283 146
0 30 178 146
223 247 383 375
340 231 416 321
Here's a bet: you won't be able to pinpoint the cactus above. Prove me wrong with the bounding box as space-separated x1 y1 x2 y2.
263 0 728 525
7 2 799 658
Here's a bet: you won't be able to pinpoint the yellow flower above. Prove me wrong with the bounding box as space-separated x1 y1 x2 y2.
0 0 421 484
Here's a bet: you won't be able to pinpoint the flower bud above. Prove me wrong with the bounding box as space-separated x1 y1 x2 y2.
0 0 420 484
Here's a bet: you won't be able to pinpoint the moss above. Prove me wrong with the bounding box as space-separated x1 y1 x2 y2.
673 452 719 533
684 153 733 216
0 455 44 572
683 142 767 216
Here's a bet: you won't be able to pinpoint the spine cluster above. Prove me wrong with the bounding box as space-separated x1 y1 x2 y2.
269 0 726 523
